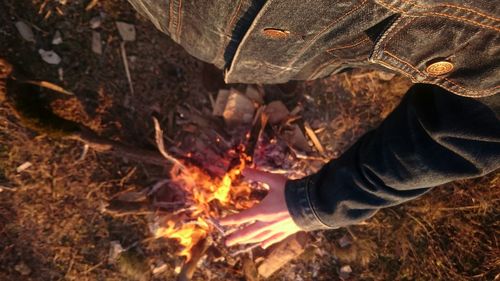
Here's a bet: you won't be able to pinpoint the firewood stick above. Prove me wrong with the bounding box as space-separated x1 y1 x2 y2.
69 128 171 167
177 237 212 281
4 65 183 168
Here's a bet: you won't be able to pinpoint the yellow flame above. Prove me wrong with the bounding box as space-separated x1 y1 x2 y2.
156 152 254 261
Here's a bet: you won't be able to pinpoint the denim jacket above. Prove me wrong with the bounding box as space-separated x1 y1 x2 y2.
127 0 500 230
128 0 499 98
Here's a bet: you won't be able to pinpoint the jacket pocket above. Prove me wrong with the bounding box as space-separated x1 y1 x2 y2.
370 15 500 97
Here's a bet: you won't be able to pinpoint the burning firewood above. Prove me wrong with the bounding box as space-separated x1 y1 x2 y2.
177 237 212 281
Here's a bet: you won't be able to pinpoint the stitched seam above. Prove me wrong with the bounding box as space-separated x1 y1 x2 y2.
168 0 174 34
176 0 183 42
379 1 500 30
215 0 244 64
402 1 500 22
424 12 500 32
376 57 415 78
382 17 415 50
386 48 498 95
228 1 243 31
304 177 329 227
384 51 424 75
283 0 370 69
327 37 370 53
382 19 498 94
443 77 499 93
376 1 406 13
308 57 340 79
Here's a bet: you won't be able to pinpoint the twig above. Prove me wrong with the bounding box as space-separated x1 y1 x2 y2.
64 252 76 278
82 261 104 275
304 121 325 155
70 129 169 166
120 42 134 95
437 199 499 211
206 217 226 236
15 78 74 95
152 116 187 170
0 185 17 192
85 0 100 11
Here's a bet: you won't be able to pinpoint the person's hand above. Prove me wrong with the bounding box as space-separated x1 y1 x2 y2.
219 168 302 249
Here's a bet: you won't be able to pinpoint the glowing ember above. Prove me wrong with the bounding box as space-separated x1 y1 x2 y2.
153 151 255 261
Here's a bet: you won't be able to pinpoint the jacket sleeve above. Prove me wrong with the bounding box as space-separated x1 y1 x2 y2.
285 84 500 231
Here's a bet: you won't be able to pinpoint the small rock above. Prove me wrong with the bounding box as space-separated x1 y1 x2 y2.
38 49 61 65
245 85 264 104
213 89 229 116
151 261 167 275
91 31 102 55
58 67 64 81
222 89 255 126
339 265 352 280
15 21 35 43
89 16 102 29
15 261 31 276
265 101 289 125
116 21 136 42
338 234 353 248
282 125 310 152
108 240 125 264
52 30 63 45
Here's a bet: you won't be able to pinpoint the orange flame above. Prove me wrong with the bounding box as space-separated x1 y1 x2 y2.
154 151 254 261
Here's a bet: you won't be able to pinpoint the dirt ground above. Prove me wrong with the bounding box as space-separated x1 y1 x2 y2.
0 1 498 280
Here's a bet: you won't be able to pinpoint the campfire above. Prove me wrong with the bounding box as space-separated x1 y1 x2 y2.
3 57 324 279
152 149 255 261
121 86 325 280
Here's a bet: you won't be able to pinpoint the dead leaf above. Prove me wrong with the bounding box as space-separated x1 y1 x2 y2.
38 49 61 65
15 21 35 43
116 21 136 42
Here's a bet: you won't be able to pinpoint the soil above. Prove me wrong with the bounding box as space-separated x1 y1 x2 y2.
0 1 498 281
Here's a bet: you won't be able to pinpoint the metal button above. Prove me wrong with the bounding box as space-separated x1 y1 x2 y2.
426 61 454 76
262 28 290 39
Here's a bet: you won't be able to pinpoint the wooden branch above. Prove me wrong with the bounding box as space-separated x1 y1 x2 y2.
70 128 171 167
177 237 212 281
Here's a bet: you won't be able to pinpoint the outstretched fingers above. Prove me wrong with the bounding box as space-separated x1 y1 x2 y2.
243 168 286 189
261 232 287 249
219 207 264 226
